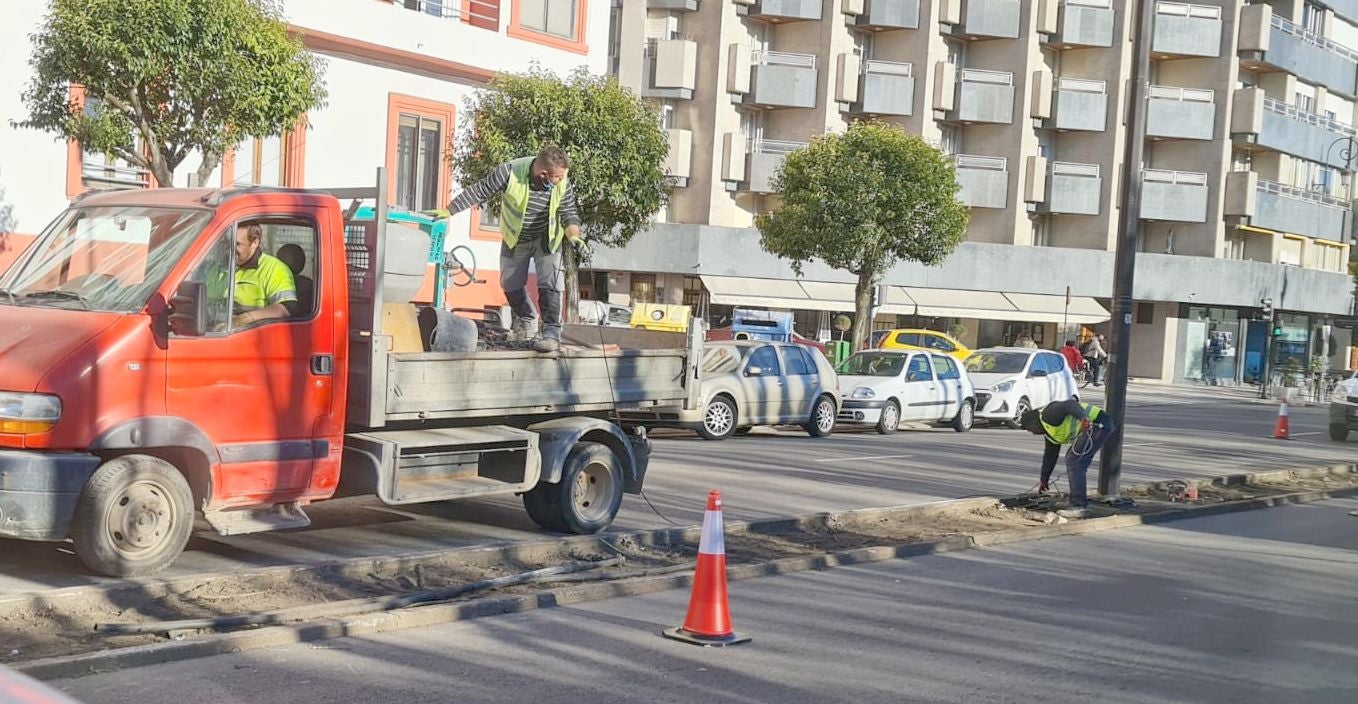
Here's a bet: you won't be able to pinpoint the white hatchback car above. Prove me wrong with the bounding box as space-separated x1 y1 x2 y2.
836 350 976 434
964 347 1079 428
679 341 841 440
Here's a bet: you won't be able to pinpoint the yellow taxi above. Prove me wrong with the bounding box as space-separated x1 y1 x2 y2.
875 329 972 361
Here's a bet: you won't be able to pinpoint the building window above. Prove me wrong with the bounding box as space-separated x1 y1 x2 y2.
231 135 285 187
386 94 455 213
520 0 577 40
1136 303 1155 325
682 276 704 308
1302 2 1325 35
1032 219 1050 247
77 96 150 191
630 273 657 303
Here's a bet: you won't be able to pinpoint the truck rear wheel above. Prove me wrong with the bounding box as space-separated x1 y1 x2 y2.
523 442 623 534
71 455 194 578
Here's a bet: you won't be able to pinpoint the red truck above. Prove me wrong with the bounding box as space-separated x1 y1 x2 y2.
0 169 700 577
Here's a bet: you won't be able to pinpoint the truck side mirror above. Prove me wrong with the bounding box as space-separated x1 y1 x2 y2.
169 281 207 337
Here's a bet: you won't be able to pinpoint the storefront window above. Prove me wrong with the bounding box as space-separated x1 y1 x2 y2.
1183 307 1240 385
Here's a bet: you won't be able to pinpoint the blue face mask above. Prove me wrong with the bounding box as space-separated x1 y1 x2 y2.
543 181 555 192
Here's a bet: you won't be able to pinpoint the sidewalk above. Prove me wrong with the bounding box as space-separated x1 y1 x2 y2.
1084 379 1327 408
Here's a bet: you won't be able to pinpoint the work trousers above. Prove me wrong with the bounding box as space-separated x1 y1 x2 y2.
1064 421 1116 507
500 235 563 341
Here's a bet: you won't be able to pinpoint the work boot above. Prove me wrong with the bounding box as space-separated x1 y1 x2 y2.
1057 506 1092 519
533 337 561 353
511 318 537 342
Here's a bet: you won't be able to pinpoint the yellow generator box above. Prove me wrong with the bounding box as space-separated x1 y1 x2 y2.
630 303 691 333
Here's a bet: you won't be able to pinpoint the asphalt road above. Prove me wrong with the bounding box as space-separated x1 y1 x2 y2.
51 497 1358 704
0 383 1351 595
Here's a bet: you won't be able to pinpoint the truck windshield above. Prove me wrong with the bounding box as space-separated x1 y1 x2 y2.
0 205 210 313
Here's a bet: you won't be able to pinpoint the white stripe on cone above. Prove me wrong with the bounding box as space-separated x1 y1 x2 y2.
698 509 725 556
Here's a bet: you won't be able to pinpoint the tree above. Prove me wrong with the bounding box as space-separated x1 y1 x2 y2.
17 0 326 188
454 66 670 321
756 122 969 350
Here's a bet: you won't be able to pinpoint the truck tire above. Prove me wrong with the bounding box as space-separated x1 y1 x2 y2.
1330 424 1349 442
522 442 623 534
806 395 837 438
698 395 738 441
71 455 195 578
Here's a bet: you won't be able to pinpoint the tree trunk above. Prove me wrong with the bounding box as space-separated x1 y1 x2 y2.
852 270 874 352
195 153 223 189
562 243 580 324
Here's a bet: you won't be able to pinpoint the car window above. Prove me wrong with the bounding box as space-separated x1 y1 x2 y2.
701 346 741 374
923 334 955 352
1041 353 1065 374
746 345 782 377
966 351 1030 374
906 354 934 382
783 346 815 375
933 355 961 380
894 332 921 347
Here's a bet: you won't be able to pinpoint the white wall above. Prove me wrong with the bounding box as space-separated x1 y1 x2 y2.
0 1 72 236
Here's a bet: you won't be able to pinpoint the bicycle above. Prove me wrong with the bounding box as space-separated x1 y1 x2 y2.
1073 363 1093 389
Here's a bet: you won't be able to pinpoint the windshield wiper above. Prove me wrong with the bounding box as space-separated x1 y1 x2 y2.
0 288 15 305
21 289 92 309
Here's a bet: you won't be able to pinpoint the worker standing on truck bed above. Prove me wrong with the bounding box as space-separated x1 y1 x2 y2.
1020 400 1117 519
446 143 587 353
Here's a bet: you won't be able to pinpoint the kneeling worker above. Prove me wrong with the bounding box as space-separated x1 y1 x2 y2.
1020 400 1117 518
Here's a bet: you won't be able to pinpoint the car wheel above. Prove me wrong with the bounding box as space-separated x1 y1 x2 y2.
806 395 836 438
952 399 975 433
698 395 738 441
1006 397 1031 430
1330 424 1350 442
876 400 901 435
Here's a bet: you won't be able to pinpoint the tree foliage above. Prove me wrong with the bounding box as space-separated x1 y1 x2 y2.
17 0 326 188
454 66 670 319
756 122 969 350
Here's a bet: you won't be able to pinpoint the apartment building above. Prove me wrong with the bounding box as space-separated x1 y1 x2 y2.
599 0 1356 383
0 0 606 312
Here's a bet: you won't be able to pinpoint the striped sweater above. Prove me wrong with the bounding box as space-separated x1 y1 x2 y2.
449 161 582 244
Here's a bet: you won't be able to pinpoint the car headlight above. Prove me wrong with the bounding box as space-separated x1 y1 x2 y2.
993 380 1016 394
1333 384 1351 403
0 392 62 434
851 387 876 399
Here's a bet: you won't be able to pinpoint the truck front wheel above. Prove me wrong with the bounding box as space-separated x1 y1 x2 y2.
523 442 623 535
71 455 195 578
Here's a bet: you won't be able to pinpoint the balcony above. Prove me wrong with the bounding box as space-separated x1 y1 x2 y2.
855 0 920 31
856 60 915 116
1047 162 1102 215
1226 172 1351 242
742 0 823 22
746 51 819 109
950 0 1021 40
1151 2 1222 58
1140 169 1209 222
955 155 1009 209
648 0 699 10
1050 78 1108 131
1234 91 1358 170
954 69 1015 124
746 140 806 193
663 128 693 187
1145 85 1215 141
1238 6 1358 100
1330 0 1358 25
642 39 698 100
1046 0 1114 48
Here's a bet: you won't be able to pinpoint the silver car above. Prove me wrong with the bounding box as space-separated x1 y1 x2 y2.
681 341 841 440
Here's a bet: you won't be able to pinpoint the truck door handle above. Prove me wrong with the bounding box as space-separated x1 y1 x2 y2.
310 354 334 376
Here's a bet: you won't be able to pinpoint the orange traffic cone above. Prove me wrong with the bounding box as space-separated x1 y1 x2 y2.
1272 399 1291 440
663 490 750 647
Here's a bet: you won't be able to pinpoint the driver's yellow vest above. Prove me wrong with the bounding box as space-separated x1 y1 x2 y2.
1040 403 1103 445
500 157 567 252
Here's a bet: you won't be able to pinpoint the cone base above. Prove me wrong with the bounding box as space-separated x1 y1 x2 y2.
662 626 751 647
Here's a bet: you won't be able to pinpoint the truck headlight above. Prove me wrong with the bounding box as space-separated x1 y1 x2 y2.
851 387 876 400
0 392 62 434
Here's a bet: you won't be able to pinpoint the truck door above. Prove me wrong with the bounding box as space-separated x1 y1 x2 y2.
164 214 334 508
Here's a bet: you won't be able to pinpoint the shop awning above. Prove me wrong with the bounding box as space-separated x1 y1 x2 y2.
899 287 1028 321
700 276 851 312
1003 292 1111 325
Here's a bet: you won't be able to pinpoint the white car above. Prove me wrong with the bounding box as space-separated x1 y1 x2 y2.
836 350 976 434
964 347 1079 428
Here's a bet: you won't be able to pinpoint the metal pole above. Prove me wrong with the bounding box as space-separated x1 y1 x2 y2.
1099 0 1153 498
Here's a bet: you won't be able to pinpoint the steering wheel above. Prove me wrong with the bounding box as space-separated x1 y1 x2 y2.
444 245 478 288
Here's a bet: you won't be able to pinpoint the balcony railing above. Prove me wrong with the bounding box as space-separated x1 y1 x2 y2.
1260 178 1350 209
389 0 499 25
1053 161 1100 178
960 68 1012 85
753 50 817 69
751 139 808 155
864 59 913 76
1272 14 1358 62
1068 0 1110 7
1144 169 1208 186
1059 77 1105 93
81 155 149 188
1147 85 1214 103
1262 96 1358 138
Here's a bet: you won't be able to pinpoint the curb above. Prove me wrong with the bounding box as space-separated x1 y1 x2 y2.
18 480 1358 682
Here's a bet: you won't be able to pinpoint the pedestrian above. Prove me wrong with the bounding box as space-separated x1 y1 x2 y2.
1060 339 1085 376
1020 400 1117 518
446 143 587 353
1203 333 1224 386
1083 334 1108 386
1014 332 1038 349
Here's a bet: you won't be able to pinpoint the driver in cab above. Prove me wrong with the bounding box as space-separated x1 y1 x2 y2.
231 223 297 328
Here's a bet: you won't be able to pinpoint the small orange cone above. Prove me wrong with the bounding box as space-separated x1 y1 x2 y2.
1272 399 1291 440
663 490 750 647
